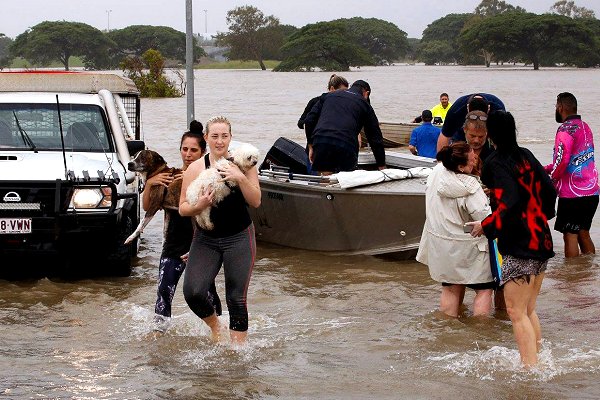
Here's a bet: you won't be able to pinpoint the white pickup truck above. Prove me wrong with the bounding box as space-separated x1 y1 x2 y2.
0 72 145 278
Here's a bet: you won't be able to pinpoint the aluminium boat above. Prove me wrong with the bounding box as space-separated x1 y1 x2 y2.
360 121 418 148
360 121 443 148
249 138 436 258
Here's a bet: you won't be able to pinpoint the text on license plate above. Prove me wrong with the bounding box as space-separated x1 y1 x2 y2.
0 218 32 234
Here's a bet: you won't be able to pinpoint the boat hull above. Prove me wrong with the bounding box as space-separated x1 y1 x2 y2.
249 172 428 257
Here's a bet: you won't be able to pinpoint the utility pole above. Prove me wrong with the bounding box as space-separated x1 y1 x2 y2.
106 9 112 31
185 0 195 125
204 9 208 34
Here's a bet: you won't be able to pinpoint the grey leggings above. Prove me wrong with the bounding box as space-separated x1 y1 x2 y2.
183 223 256 332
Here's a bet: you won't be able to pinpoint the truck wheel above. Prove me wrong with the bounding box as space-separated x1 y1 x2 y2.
108 215 134 277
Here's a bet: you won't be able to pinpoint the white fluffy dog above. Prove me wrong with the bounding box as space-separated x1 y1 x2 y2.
186 143 260 230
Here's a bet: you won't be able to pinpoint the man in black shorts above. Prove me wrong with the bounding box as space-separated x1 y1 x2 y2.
545 92 599 257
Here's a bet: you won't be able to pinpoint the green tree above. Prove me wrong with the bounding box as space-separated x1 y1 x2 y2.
262 24 299 60
215 5 282 70
108 25 205 63
455 16 491 67
549 16 600 67
577 18 600 66
274 21 373 71
419 13 473 64
9 21 115 70
418 40 457 65
278 24 300 39
459 12 598 69
579 17 600 36
339 17 408 64
550 0 596 19
275 17 406 71
474 0 526 16
405 38 421 61
459 2 528 67
468 1 527 66
0 34 13 69
121 49 181 97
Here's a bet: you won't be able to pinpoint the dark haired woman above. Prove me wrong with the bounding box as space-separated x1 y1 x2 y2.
416 142 494 318
470 110 556 366
150 120 221 332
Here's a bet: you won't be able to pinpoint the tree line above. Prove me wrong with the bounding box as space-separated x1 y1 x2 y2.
0 0 598 72
218 1 599 71
417 0 600 69
0 22 206 71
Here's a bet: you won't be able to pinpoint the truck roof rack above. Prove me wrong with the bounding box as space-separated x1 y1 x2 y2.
0 71 139 95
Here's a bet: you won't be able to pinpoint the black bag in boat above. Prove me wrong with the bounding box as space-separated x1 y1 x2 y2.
260 137 312 174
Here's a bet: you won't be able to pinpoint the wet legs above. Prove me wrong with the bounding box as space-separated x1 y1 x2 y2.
440 284 465 317
504 273 544 366
564 231 595 258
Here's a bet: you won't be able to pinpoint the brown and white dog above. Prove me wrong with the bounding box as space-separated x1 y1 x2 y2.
125 149 182 244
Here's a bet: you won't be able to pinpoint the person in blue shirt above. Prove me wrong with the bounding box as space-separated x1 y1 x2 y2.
408 110 441 158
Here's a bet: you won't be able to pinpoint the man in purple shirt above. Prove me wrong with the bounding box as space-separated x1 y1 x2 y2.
545 92 599 257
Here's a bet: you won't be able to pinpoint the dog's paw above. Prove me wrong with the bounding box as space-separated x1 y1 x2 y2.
194 215 206 230
124 232 138 244
201 216 214 230
197 210 215 231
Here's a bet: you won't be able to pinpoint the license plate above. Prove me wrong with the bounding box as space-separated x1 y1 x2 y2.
0 218 32 234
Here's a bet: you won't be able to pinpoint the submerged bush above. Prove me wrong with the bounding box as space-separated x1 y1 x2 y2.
121 49 181 98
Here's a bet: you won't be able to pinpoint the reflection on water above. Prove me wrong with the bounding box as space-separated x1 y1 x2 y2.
2 66 600 399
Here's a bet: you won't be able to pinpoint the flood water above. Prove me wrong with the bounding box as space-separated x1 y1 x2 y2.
2 65 600 399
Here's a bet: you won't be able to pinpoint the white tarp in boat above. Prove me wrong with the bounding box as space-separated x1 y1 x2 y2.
330 167 432 189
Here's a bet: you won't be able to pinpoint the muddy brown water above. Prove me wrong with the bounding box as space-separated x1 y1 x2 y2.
2 65 600 399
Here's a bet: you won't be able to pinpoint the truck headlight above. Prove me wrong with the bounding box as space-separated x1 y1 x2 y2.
70 187 112 209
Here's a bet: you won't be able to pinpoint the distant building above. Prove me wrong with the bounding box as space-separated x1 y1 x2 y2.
201 46 228 62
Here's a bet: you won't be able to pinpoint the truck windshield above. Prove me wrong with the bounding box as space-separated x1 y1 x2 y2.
0 104 113 152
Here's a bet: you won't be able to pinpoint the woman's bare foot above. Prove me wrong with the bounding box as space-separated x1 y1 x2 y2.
203 314 223 343
230 330 247 347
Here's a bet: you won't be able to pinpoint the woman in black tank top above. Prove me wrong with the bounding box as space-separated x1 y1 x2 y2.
178 116 261 346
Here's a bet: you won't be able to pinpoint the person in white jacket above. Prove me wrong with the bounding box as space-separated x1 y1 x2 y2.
416 142 494 317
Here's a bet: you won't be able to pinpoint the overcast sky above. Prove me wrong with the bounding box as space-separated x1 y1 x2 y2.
2 0 599 39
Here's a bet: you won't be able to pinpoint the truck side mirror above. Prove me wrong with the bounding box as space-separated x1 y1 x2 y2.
127 140 145 156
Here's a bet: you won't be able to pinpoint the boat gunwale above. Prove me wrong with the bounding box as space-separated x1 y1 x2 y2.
257 172 427 195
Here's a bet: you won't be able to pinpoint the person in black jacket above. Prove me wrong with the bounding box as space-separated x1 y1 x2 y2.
304 80 386 175
469 110 556 367
297 74 348 130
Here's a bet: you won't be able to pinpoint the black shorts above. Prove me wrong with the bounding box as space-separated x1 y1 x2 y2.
555 195 599 233
312 144 357 173
442 281 496 290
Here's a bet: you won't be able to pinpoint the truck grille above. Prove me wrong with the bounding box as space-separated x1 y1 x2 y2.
0 182 71 216
0 203 41 210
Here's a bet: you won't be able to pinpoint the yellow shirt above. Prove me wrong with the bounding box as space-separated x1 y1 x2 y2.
430 102 452 122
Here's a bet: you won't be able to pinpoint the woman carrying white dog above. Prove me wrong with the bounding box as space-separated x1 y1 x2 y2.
179 115 261 346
